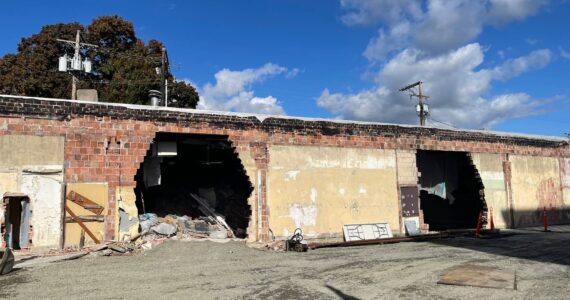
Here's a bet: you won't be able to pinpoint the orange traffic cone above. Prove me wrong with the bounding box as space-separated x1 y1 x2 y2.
475 210 483 238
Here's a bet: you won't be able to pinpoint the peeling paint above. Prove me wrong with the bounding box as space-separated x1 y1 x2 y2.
307 155 396 169
20 171 63 249
117 187 140 241
285 170 300 181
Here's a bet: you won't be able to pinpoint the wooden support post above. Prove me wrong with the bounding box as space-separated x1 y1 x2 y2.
65 205 100 244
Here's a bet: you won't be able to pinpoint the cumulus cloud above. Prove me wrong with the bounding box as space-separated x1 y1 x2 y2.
342 0 548 58
320 0 554 129
197 63 292 115
318 44 550 128
489 49 551 81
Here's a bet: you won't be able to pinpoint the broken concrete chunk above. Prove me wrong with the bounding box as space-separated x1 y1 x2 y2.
151 223 177 236
209 229 228 239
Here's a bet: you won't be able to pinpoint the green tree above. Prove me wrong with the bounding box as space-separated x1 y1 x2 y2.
0 16 199 108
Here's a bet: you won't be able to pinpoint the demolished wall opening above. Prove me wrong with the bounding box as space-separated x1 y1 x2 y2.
417 150 486 231
134 133 253 238
2 194 31 250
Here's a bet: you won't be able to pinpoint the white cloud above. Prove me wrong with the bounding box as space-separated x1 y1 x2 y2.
364 21 412 61
318 44 550 128
197 63 291 115
285 68 301 79
560 47 570 60
320 1 554 129
489 49 551 81
340 0 423 26
342 0 549 59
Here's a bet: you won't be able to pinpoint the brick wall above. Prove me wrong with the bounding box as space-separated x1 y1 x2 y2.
0 96 568 241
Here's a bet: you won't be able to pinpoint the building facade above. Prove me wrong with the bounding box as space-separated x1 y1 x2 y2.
0 95 568 250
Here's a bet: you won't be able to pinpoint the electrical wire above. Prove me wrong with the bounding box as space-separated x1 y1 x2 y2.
427 116 458 129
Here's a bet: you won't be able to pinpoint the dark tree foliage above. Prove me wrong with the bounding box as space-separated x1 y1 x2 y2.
0 16 199 108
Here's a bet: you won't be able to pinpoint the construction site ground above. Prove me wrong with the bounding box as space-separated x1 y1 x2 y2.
1 227 569 300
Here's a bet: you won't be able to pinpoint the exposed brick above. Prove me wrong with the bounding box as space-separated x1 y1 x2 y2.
0 96 568 241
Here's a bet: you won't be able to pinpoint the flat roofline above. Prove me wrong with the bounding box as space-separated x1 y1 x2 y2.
0 94 567 143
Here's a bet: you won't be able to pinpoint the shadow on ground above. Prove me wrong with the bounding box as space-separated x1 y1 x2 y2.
426 227 570 266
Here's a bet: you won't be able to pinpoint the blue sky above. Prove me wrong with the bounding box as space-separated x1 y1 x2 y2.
0 0 568 136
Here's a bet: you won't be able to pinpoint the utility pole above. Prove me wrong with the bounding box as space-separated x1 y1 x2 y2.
399 81 429 126
56 30 98 100
72 30 80 100
160 47 166 105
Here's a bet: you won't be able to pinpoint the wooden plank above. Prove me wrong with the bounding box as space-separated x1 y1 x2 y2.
65 215 105 223
67 191 104 215
65 205 100 244
437 264 515 290
190 193 234 238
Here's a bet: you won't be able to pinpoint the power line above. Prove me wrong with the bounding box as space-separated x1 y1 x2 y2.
427 116 458 129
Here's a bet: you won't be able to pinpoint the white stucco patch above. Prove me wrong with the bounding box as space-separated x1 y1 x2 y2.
285 170 300 181
480 171 505 181
306 152 396 169
288 188 318 228
20 172 63 249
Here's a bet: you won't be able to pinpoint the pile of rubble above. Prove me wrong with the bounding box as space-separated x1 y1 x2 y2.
139 212 234 241
87 212 238 257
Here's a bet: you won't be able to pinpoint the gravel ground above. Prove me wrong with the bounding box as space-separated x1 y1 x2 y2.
1 229 569 300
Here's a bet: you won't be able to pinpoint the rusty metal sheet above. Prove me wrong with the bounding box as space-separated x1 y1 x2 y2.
438 264 515 290
400 186 419 217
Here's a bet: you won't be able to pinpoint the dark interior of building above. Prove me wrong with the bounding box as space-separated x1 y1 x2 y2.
134 133 253 238
417 150 486 231
4 196 30 250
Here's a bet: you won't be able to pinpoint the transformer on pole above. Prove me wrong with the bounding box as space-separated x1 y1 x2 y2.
399 81 429 126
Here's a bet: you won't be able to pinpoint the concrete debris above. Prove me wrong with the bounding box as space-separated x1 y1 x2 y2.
151 223 177 236
209 230 228 239
132 213 238 249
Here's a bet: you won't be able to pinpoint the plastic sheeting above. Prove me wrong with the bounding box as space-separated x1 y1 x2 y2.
418 151 459 203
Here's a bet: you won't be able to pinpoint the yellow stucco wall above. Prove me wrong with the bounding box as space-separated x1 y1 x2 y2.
510 155 563 227
235 149 259 242
64 183 108 246
471 153 510 228
560 158 570 220
0 135 64 167
267 145 399 239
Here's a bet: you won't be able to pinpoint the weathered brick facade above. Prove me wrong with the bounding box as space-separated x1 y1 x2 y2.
0 95 568 242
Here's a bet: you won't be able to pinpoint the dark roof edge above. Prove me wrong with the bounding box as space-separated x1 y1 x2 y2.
0 94 567 145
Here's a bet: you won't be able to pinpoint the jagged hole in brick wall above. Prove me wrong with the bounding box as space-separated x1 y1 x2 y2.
134 133 253 238
417 150 487 230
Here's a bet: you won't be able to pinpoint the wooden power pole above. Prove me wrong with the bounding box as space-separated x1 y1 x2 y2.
399 81 429 126
56 30 98 100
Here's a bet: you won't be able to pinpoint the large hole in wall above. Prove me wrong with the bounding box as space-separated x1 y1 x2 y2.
134 133 253 238
417 150 486 231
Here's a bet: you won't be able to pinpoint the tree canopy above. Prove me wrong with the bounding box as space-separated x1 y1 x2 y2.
0 16 199 108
